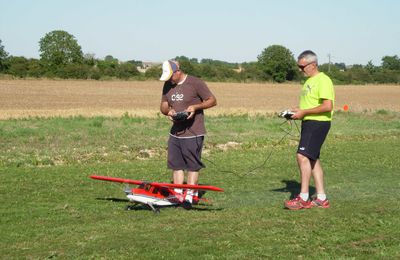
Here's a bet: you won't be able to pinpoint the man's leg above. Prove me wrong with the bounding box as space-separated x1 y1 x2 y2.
172 170 185 202
297 153 312 196
187 171 199 185
185 171 199 204
173 170 185 184
310 159 329 207
284 153 313 209
311 159 325 195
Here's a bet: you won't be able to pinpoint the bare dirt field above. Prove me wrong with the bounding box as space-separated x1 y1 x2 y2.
0 79 399 119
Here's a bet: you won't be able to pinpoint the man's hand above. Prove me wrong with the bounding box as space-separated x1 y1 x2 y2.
167 109 176 121
186 105 196 119
185 96 217 120
291 108 305 120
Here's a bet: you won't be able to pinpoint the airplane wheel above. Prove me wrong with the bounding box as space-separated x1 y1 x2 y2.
149 207 161 214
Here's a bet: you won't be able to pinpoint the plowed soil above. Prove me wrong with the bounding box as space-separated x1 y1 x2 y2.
1 79 399 119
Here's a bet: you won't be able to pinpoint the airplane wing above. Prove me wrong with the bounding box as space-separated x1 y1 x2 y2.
150 182 224 192
90 175 223 192
90 175 143 185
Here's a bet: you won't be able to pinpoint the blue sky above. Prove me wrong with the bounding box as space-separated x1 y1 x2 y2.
1 0 399 65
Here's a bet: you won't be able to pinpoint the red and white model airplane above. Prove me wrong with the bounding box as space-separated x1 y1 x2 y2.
90 175 224 213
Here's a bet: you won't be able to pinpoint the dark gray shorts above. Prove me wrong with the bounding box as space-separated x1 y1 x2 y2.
167 135 205 171
297 120 331 160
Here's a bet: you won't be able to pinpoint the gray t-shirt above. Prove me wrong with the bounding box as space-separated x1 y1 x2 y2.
161 75 214 138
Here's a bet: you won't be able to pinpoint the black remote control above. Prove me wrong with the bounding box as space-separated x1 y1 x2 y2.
172 111 189 121
278 110 295 120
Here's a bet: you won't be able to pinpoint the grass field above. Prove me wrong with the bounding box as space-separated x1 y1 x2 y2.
1 110 400 258
1 80 400 258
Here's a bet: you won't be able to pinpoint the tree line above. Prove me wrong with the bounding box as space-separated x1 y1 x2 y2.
1 30 399 84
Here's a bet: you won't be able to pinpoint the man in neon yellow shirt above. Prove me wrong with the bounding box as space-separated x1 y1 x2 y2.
284 50 334 210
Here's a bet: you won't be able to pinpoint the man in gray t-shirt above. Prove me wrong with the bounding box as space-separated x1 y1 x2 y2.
159 60 217 208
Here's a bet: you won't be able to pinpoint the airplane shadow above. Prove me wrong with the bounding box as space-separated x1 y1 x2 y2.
187 206 224 212
271 180 316 199
123 204 224 213
96 197 130 203
95 197 153 211
95 197 223 212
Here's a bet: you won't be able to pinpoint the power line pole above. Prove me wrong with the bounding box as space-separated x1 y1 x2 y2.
328 53 331 73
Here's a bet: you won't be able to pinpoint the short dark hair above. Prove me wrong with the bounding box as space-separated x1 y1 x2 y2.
298 50 318 64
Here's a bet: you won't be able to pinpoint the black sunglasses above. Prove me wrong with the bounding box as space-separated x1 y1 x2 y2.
297 62 314 70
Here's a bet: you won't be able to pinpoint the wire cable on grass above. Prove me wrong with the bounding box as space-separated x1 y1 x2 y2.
202 119 300 177
245 120 299 174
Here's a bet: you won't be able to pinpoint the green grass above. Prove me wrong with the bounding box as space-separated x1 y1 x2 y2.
1 112 400 259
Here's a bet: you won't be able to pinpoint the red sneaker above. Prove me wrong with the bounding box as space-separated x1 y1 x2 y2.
311 198 330 208
284 195 312 210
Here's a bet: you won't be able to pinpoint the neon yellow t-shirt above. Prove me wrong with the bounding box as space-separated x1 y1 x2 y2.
299 72 335 121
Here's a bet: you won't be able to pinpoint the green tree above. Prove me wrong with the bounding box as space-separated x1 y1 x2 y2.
347 65 372 84
57 63 90 79
257 45 297 83
334 62 346 71
5 56 29 77
319 63 350 85
97 58 118 77
189 58 199 64
241 62 266 82
83 53 96 66
381 55 400 70
127 59 143 67
198 63 217 79
116 62 140 79
89 67 101 80
144 65 161 79
27 59 45 78
365 60 376 75
175 56 197 76
372 68 400 83
104 55 118 62
39 30 83 73
0 39 9 72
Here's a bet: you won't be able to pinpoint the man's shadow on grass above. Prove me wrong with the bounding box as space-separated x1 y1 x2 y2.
271 180 316 199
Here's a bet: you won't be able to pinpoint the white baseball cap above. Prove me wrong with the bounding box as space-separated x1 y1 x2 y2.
159 60 179 81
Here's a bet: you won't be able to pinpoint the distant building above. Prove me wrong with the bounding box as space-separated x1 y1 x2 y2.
233 66 243 73
137 62 162 73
